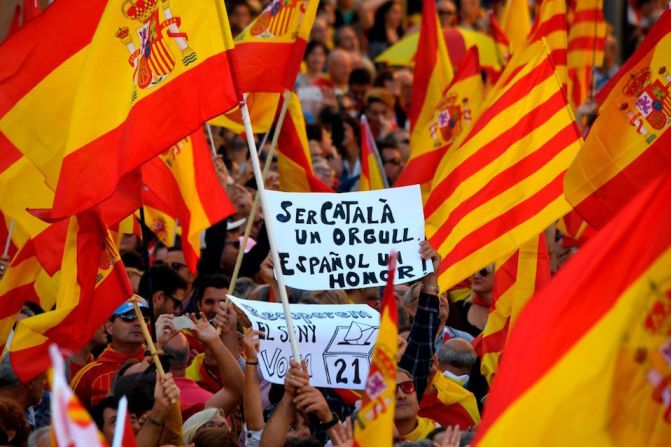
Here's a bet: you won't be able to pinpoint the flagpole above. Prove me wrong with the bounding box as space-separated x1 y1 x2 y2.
205 123 219 158
239 96 301 363
228 90 291 294
3 219 15 258
111 396 128 447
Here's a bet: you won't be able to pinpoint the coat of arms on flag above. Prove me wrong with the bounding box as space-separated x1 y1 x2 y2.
115 0 197 92
620 66 671 144
249 0 308 39
428 93 473 148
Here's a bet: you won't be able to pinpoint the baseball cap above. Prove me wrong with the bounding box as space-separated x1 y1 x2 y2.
113 296 149 316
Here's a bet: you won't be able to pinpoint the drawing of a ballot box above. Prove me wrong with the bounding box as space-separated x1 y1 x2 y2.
323 322 379 388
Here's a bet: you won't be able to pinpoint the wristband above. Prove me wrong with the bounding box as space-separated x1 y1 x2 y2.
317 413 339 430
246 360 258 366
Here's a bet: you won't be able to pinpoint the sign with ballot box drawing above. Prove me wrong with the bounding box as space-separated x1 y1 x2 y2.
228 296 380 390
265 185 431 291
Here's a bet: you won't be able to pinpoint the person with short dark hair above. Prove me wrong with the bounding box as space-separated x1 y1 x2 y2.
0 397 30 447
138 264 188 319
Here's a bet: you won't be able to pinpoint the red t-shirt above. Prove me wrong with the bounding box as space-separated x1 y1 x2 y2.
173 377 213 420
71 346 144 409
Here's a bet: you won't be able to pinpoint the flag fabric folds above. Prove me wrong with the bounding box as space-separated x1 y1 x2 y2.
501 0 531 53
359 116 387 191
0 0 240 221
564 7 671 229
49 344 106 447
476 172 671 446
354 253 398 447
277 93 333 193
419 372 480 430
477 233 551 384
425 40 582 292
528 0 568 85
9 212 133 381
142 129 235 272
394 0 454 187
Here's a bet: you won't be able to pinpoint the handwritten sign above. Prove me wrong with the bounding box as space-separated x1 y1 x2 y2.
265 185 430 290
228 296 380 390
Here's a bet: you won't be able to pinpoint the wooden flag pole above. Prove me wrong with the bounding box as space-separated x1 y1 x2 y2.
238 95 301 363
3 219 15 258
228 90 291 295
111 396 128 447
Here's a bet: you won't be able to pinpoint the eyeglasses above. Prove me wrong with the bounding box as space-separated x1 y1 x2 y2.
116 312 150 323
438 9 456 16
166 294 183 311
224 240 241 249
476 267 491 277
170 262 188 272
396 380 415 395
383 158 402 166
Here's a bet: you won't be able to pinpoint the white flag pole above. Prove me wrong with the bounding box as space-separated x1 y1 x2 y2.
111 396 128 447
239 96 301 363
3 220 15 258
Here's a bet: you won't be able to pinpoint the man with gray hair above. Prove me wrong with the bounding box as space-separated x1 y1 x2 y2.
436 338 477 385
0 354 45 412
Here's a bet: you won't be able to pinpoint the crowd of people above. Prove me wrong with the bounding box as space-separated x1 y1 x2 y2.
0 0 668 446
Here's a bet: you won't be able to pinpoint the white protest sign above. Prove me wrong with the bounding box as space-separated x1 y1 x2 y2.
228 295 380 390
265 185 430 290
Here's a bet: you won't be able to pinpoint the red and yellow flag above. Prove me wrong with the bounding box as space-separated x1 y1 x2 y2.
419 372 480 430
564 7 671 229
142 129 235 272
476 173 671 446
527 0 568 85
9 212 133 381
394 0 453 187
209 0 318 132
425 40 581 291
477 233 551 384
354 253 398 447
501 0 531 53
359 116 387 191
277 93 333 193
0 0 240 220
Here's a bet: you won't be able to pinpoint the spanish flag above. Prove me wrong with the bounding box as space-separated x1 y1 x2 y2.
277 93 333 193
476 172 671 446
0 0 240 221
142 129 235 272
9 212 133 381
500 0 531 53
419 372 480 430
354 253 398 447
209 0 318 132
425 40 581 291
359 116 387 191
49 345 106 447
394 0 453 187
564 7 671 229
477 233 551 384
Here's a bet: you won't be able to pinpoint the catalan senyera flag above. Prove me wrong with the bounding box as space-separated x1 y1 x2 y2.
9 212 133 381
359 116 387 191
475 173 671 446
395 0 453 187
0 0 240 221
501 0 531 53
564 7 671 229
557 209 595 247
487 10 511 73
142 129 235 272
425 40 582 292
477 233 551 384
419 372 480 430
527 0 568 85
277 93 333 193
354 252 398 447
49 344 107 447
209 0 318 132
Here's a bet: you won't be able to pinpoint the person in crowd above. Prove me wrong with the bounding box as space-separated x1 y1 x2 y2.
0 397 30 447
364 0 405 59
229 0 253 37
71 298 150 409
446 265 494 337
363 88 394 140
138 265 188 320
437 0 458 28
379 138 405 186
394 368 440 442
165 245 194 297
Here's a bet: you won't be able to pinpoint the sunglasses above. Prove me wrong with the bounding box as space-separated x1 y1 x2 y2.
384 158 402 166
224 240 241 249
116 312 150 323
476 267 491 277
396 380 416 395
438 9 456 16
166 294 184 311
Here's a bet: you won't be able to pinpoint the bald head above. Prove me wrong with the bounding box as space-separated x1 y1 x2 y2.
164 332 190 371
328 49 352 86
437 338 477 375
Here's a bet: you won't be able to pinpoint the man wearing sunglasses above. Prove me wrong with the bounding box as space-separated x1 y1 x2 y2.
395 368 440 442
138 264 188 321
379 139 405 186
71 297 151 410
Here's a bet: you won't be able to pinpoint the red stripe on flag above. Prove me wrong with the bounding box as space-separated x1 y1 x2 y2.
408 0 440 128
568 37 605 52
0 0 107 118
531 14 567 40
0 283 36 320
235 40 306 92
49 52 239 219
436 174 564 275
572 9 605 22
0 134 22 174
426 90 568 217
191 130 235 224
